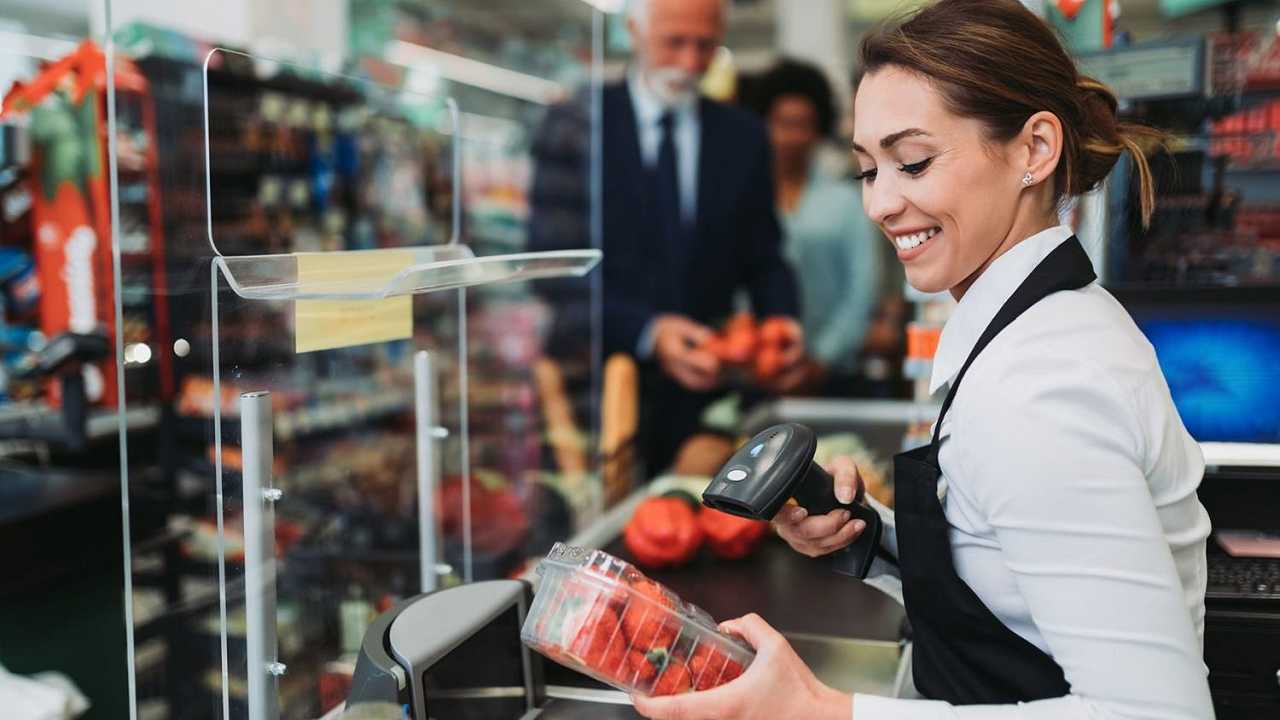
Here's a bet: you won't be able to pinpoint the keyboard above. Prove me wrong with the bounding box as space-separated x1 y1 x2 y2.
1206 555 1280 600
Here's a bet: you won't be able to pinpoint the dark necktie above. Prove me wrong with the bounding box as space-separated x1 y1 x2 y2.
654 112 682 251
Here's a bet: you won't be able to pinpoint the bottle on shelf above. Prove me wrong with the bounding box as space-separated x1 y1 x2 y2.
340 584 373 657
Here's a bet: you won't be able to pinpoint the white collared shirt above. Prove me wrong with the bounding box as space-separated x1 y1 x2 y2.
857 226 1214 719
627 68 700 225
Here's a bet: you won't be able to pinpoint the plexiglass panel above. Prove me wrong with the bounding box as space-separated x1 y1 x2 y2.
0 6 141 720
105 1 604 718
208 265 468 719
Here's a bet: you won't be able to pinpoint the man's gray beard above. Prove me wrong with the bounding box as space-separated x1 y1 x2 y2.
644 66 699 108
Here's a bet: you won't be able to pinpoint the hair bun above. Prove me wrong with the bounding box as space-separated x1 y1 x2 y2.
1076 77 1119 116
1070 75 1125 195
857 0 1165 228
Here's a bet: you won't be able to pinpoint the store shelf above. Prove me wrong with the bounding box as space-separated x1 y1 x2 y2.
1222 165 1280 175
200 58 364 106
179 386 416 444
133 576 243 645
275 390 414 441
0 402 161 440
90 404 163 437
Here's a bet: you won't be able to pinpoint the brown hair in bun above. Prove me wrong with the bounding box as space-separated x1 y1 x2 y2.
857 0 1165 226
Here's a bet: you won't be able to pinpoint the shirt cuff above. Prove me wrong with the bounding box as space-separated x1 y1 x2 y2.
636 318 659 360
867 495 898 559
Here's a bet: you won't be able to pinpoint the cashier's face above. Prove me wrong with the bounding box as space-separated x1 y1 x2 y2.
853 66 1025 297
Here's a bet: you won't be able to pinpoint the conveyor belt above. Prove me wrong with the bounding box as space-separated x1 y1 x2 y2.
604 535 905 641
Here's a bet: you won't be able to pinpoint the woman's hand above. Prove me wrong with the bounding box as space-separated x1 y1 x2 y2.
772 456 867 558
631 614 851 720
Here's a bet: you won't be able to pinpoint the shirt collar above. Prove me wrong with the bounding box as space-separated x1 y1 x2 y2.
928 224 1077 396
627 66 696 128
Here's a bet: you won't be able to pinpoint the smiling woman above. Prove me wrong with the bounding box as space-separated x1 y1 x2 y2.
850 0 1164 298
632 2 1215 720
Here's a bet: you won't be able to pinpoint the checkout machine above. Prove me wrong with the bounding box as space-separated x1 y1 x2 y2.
343 579 641 720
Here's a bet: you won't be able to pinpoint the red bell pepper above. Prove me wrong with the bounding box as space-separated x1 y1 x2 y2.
699 507 769 560
624 497 704 569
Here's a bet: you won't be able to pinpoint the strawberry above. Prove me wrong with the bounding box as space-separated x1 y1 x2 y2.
687 643 729 690
651 659 693 695
567 605 628 679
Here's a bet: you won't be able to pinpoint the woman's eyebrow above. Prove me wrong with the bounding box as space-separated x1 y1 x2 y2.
851 128 933 154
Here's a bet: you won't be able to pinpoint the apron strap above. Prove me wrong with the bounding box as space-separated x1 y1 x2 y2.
929 237 1097 456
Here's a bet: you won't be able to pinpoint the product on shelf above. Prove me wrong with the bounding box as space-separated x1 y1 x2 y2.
522 544 753 696
623 495 704 569
436 472 531 557
1209 99 1280 169
1 43 139 407
1210 30 1280 95
340 585 374 656
318 659 357 716
903 321 943 382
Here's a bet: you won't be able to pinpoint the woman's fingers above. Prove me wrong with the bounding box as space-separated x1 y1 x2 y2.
792 509 851 540
776 516 865 557
814 519 866 553
826 456 864 505
718 613 772 646
771 505 807 524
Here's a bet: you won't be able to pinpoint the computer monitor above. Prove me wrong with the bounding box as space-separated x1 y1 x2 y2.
1112 286 1280 444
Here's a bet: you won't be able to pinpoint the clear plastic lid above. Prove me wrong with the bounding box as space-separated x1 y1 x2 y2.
522 543 754 696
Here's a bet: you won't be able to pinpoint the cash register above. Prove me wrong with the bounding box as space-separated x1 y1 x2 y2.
347 579 641 719
1117 286 1280 718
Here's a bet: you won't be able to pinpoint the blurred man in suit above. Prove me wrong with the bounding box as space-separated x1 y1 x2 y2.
531 0 803 474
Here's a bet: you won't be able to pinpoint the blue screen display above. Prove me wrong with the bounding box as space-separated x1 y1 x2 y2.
1130 310 1280 443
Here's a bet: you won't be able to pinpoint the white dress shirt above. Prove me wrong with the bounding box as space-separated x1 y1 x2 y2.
856 226 1214 719
627 68 700 225
628 69 702 359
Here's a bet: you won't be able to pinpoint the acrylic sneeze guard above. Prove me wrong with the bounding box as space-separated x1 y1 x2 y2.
105 2 606 718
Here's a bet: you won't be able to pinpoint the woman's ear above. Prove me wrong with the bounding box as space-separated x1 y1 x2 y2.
1019 111 1064 189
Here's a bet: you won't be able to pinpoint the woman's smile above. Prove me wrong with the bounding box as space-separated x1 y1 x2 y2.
889 225 941 261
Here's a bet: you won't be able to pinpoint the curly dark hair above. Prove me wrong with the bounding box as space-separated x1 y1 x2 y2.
744 58 838 138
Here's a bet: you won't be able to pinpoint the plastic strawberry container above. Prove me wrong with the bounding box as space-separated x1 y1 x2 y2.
521 543 755 696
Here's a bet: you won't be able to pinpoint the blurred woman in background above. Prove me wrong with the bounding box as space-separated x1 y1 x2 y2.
744 59 884 395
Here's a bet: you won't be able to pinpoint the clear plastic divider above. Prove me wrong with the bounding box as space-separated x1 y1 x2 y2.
105 2 605 718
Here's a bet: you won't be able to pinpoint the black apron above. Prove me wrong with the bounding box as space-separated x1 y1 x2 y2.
893 236 1096 704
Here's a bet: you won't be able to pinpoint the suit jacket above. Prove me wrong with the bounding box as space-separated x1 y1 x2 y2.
529 81 798 469
530 81 798 356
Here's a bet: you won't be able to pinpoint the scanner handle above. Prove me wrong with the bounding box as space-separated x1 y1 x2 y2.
792 462 884 579
791 462 847 515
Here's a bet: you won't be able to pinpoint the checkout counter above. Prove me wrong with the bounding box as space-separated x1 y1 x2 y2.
339 400 927 719
342 541 905 720
336 399 1280 720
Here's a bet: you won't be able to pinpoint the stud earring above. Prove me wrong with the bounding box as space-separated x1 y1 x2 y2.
1022 172 1034 187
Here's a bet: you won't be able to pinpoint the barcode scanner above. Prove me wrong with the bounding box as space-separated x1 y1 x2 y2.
702 422 883 579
